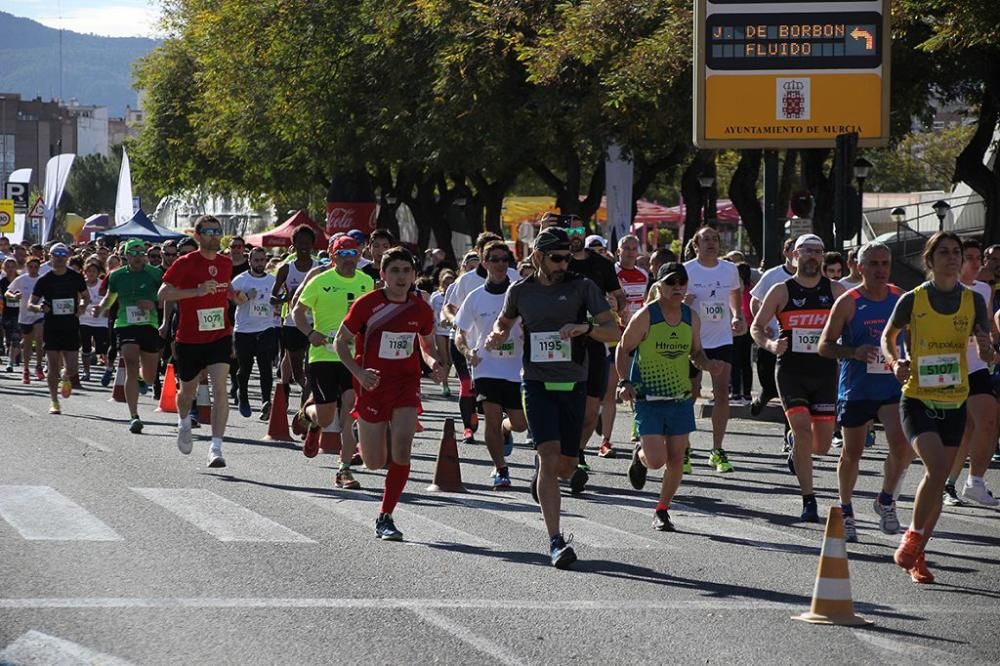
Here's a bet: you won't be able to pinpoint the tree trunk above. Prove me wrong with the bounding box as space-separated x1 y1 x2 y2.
470 169 520 237
680 151 714 250
778 150 798 220
955 77 1000 244
728 150 763 254
801 149 836 247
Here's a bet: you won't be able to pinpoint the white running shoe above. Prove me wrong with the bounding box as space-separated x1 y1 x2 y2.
207 444 226 468
177 423 193 455
872 498 901 534
962 480 999 507
843 515 858 543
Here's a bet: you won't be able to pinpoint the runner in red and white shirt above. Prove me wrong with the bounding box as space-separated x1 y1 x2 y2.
598 234 649 458
334 247 445 541
158 215 234 467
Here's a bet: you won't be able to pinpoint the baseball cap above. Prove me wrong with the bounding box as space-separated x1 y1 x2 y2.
178 236 198 250
123 239 145 253
657 261 688 283
794 233 825 250
585 234 606 249
347 229 368 244
534 227 571 252
49 243 70 257
330 235 359 252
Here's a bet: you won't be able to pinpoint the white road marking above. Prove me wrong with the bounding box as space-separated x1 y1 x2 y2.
294 491 500 549
412 607 525 666
74 436 113 453
0 486 121 541
131 488 313 543
12 404 38 417
853 630 955 665
0 630 135 666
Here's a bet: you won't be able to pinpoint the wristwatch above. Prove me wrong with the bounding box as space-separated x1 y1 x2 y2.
617 379 631 388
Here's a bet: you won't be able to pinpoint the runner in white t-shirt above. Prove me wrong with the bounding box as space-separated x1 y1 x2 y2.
682 227 746 474
749 237 797 417
231 247 281 419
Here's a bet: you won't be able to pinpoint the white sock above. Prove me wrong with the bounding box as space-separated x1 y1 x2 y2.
211 437 223 450
908 524 925 535
178 415 191 428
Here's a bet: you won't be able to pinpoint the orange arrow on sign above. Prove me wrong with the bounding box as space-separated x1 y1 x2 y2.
850 27 874 50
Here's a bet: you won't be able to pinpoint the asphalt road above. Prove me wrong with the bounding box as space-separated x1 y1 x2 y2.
1 368 998 665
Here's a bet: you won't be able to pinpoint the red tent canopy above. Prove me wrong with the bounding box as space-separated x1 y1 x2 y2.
245 211 328 250
631 199 743 231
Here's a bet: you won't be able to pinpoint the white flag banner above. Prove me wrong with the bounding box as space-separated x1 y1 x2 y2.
4 168 32 244
42 154 75 242
115 148 134 225
604 143 634 249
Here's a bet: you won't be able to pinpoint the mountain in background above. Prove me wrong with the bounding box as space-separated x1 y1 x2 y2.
0 11 159 115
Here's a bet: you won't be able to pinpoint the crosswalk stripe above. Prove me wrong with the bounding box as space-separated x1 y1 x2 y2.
131 488 314 543
293 491 501 549
0 630 135 666
0 486 122 541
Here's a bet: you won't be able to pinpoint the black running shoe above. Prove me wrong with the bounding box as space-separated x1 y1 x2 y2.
750 391 774 417
652 509 675 532
628 443 647 490
569 467 588 495
375 513 404 541
801 500 819 523
550 534 577 569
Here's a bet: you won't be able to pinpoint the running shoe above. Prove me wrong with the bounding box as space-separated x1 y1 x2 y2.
577 461 591 473
138 380 148 396
570 467 588 494
292 406 311 437
709 448 734 473
336 468 361 490
375 513 403 541
503 429 514 457
441 385 451 397
782 429 793 454
5 363 12 373
129 417 143 434
993 450 1000 464
492 467 511 490
207 446 226 468
48 400 61 415
750 392 774 417
873 497 901 534
100 367 113 387
843 515 858 543
961 479 999 507
238 399 252 418
652 509 675 532
942 483 964 506
909 553 935 584
549 533 576 569
800 499 819 523
259 401 271 422
302 426 321 458
864 429 876 448
682 446 692 475
60 376 72 399
177 422 194 455
35 367 44 381
530 454 540 504
894 529 923 571
831 432 843 449
22 369 29 385
628 442 647 490
351 452 363 467
597 439 616 458
786 450 796 476
730 396 750 408
462 428 475 445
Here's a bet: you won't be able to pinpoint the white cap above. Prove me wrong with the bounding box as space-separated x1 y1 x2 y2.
794 233 824 250
585 234 606 248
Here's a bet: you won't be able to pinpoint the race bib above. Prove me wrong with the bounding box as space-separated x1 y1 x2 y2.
197 307 225 332
701 301 726 323
917 353 961 388
493 340 516 358
866 350 892 375
530 331 571 363
4 295 18 308
791 328 820 353
250 301 272 318
126 306 151 325
379 331 415 359
51 298 75 315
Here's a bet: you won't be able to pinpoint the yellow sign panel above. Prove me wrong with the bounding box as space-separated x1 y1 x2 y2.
0 199 14 233
694 0 891 149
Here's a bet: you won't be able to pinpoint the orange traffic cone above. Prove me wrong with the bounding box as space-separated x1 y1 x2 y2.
196 377 212 423
110 357 126 403
426 418 465 493
156 363 177 413
320 416 341 454
264 384 292 442
792 506 873 626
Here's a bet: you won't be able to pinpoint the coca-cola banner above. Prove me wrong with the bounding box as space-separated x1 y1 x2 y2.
326 202 378 236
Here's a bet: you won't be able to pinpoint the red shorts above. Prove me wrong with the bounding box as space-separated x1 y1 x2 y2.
352 373 422 423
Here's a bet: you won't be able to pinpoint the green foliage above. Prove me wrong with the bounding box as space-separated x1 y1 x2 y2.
866 124 976 193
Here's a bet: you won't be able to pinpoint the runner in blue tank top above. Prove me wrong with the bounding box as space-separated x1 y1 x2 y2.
818 242 914 542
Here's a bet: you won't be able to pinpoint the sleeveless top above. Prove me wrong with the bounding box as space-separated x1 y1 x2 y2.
776 276 837 375
903 284 973 408
838 285 902 402
629 302 693 401
282 259 315 326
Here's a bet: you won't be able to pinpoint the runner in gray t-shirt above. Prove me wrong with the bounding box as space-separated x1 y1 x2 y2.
486 227 618 569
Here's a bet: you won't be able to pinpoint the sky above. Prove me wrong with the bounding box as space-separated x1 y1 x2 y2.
0 1 160 38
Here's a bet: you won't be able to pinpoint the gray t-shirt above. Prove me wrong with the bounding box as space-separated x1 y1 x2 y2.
502 273 610 382
889 281 990 332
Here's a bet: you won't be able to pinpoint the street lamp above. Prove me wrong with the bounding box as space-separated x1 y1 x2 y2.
853 157 873 245
932 200 951 231
891 207 906 254
697 173 715 225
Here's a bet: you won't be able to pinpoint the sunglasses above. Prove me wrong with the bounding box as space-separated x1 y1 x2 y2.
566 226 587 236
51 251 70 258
198 228 223 237
662 278 688 286
485 255 509 263
335 249 359 257
546 253 572 264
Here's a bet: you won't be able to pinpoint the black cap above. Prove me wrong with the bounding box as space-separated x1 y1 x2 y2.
534 227 571 252
657 261 688 283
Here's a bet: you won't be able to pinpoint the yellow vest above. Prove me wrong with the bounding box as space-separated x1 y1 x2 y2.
903 285 973 408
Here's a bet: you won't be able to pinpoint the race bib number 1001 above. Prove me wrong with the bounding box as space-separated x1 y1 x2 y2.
701 301 726 323
530 331 571 363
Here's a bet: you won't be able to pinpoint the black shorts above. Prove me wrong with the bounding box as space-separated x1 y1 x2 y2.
117 325 163 354
234 328 279 360
309 360 354 406
80 324 110 355
776 363 837 419
690 344 733 378
18 320 41 335
585 340 609 398
43 321 80 352
174 335 232 383
280 325 309 353
523 380 586 457
900 396 966 447
475 377 523 412
968 368 995 397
